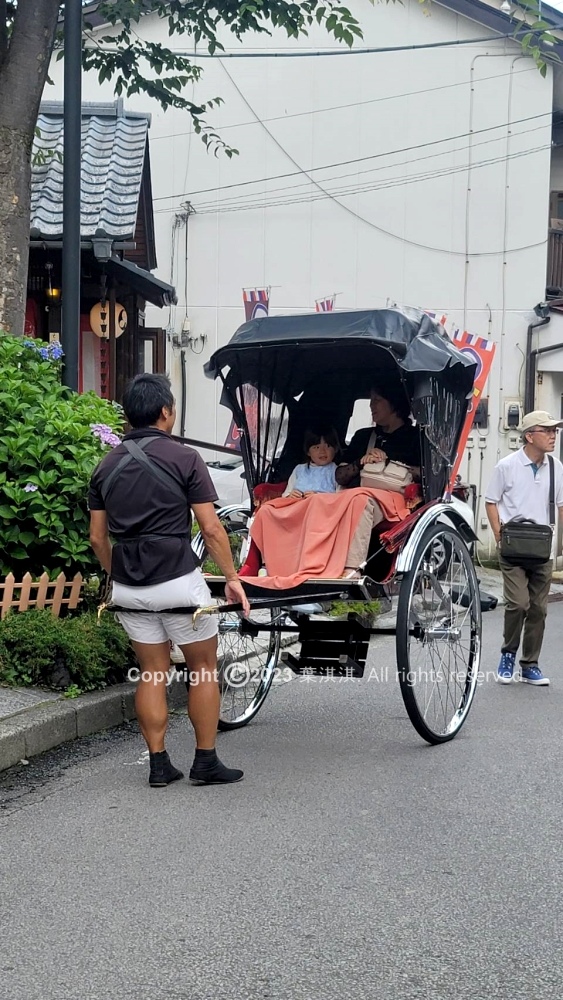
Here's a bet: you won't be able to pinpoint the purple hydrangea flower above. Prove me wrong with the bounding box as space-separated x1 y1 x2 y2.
24 483 38 493
90 423 121 448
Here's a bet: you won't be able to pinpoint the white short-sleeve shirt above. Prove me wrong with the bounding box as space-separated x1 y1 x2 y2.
485 447 563 525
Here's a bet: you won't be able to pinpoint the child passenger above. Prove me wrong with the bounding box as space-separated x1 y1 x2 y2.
283 426 340 498
239 426 340 578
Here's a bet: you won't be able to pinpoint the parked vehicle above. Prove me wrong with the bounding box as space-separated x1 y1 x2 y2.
206 455 249 507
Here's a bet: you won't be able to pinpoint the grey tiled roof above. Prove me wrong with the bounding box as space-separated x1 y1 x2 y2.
31 110 149 240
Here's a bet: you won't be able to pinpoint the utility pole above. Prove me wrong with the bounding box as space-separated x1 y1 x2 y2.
61 0 82 391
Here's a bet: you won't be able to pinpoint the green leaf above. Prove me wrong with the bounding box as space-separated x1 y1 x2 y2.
17 532 35 546
9 548 27 560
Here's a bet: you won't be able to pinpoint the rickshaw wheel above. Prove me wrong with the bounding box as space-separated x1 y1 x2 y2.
396 522 481 745
217 608 282 730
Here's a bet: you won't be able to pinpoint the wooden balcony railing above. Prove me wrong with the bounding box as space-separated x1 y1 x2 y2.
547 229 563 290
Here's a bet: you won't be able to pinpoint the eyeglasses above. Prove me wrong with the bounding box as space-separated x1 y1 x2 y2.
531 427 558 435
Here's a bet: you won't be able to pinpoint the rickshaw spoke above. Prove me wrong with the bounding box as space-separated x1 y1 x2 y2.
425 642 457 727
424 635 455 724
420 648 448 724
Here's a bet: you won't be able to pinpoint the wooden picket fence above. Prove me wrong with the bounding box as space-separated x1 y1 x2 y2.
0 572 84 620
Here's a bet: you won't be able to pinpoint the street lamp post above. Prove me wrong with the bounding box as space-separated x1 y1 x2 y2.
61 0 83 391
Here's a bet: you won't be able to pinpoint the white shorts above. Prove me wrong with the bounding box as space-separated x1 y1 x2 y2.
112 570 218 645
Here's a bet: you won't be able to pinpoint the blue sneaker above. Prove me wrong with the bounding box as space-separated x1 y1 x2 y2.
520 664 550 686
497 651 515 684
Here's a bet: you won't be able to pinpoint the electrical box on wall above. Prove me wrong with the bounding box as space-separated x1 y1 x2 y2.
472 397 488 429
503 400 523 431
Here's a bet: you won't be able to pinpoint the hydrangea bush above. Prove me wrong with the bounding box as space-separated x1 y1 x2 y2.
0 334 124 577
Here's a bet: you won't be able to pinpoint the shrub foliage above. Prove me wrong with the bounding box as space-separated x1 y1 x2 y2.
0 334 123 577
0 609 135 692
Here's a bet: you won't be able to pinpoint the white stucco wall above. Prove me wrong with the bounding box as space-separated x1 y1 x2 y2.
46 0 556 545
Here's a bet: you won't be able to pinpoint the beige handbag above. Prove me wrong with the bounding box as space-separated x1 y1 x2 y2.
360 459 413 493
359 430 413 493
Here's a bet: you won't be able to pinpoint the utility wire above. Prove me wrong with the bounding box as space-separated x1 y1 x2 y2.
149 65 535 144
153 110 552 202
191 144 550 215
215 61 549 258
185 123 552 212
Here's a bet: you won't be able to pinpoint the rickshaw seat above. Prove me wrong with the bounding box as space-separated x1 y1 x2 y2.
253 482 287 506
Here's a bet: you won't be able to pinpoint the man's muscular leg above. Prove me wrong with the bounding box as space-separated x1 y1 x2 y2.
180 635 220 748
132 640 184 787
181 635 244 784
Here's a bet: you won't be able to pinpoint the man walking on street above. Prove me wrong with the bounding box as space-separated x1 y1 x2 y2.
89 374 250 787
485 410 563 686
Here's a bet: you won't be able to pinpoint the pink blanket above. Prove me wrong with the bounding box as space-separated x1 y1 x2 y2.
242 488 409 589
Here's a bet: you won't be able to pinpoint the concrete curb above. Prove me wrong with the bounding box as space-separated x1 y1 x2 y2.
0 677 187 774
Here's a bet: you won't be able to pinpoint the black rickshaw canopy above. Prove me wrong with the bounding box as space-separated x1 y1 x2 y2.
204 307 478 500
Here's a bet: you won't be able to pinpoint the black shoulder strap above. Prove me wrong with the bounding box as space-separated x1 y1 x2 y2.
100 437 186 505
549 454 555 527
100 452 134 505
122 439 187 502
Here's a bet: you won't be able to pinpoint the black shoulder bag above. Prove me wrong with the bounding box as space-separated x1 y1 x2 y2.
499 455 555 567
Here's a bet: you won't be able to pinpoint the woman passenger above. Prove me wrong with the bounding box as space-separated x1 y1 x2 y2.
337 384 421 577
336 384 421 489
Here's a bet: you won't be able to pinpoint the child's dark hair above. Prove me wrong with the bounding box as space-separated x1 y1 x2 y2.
303 426 341 463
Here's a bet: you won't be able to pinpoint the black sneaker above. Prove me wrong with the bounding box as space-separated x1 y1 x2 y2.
149 750 184 788
189 750 244 785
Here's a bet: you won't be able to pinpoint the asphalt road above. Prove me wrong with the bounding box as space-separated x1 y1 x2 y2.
1 604 563 1000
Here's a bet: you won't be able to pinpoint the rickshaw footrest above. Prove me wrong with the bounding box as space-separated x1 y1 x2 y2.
281 649 367 679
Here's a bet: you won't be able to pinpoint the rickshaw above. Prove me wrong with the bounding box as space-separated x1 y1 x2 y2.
191 307 483 746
